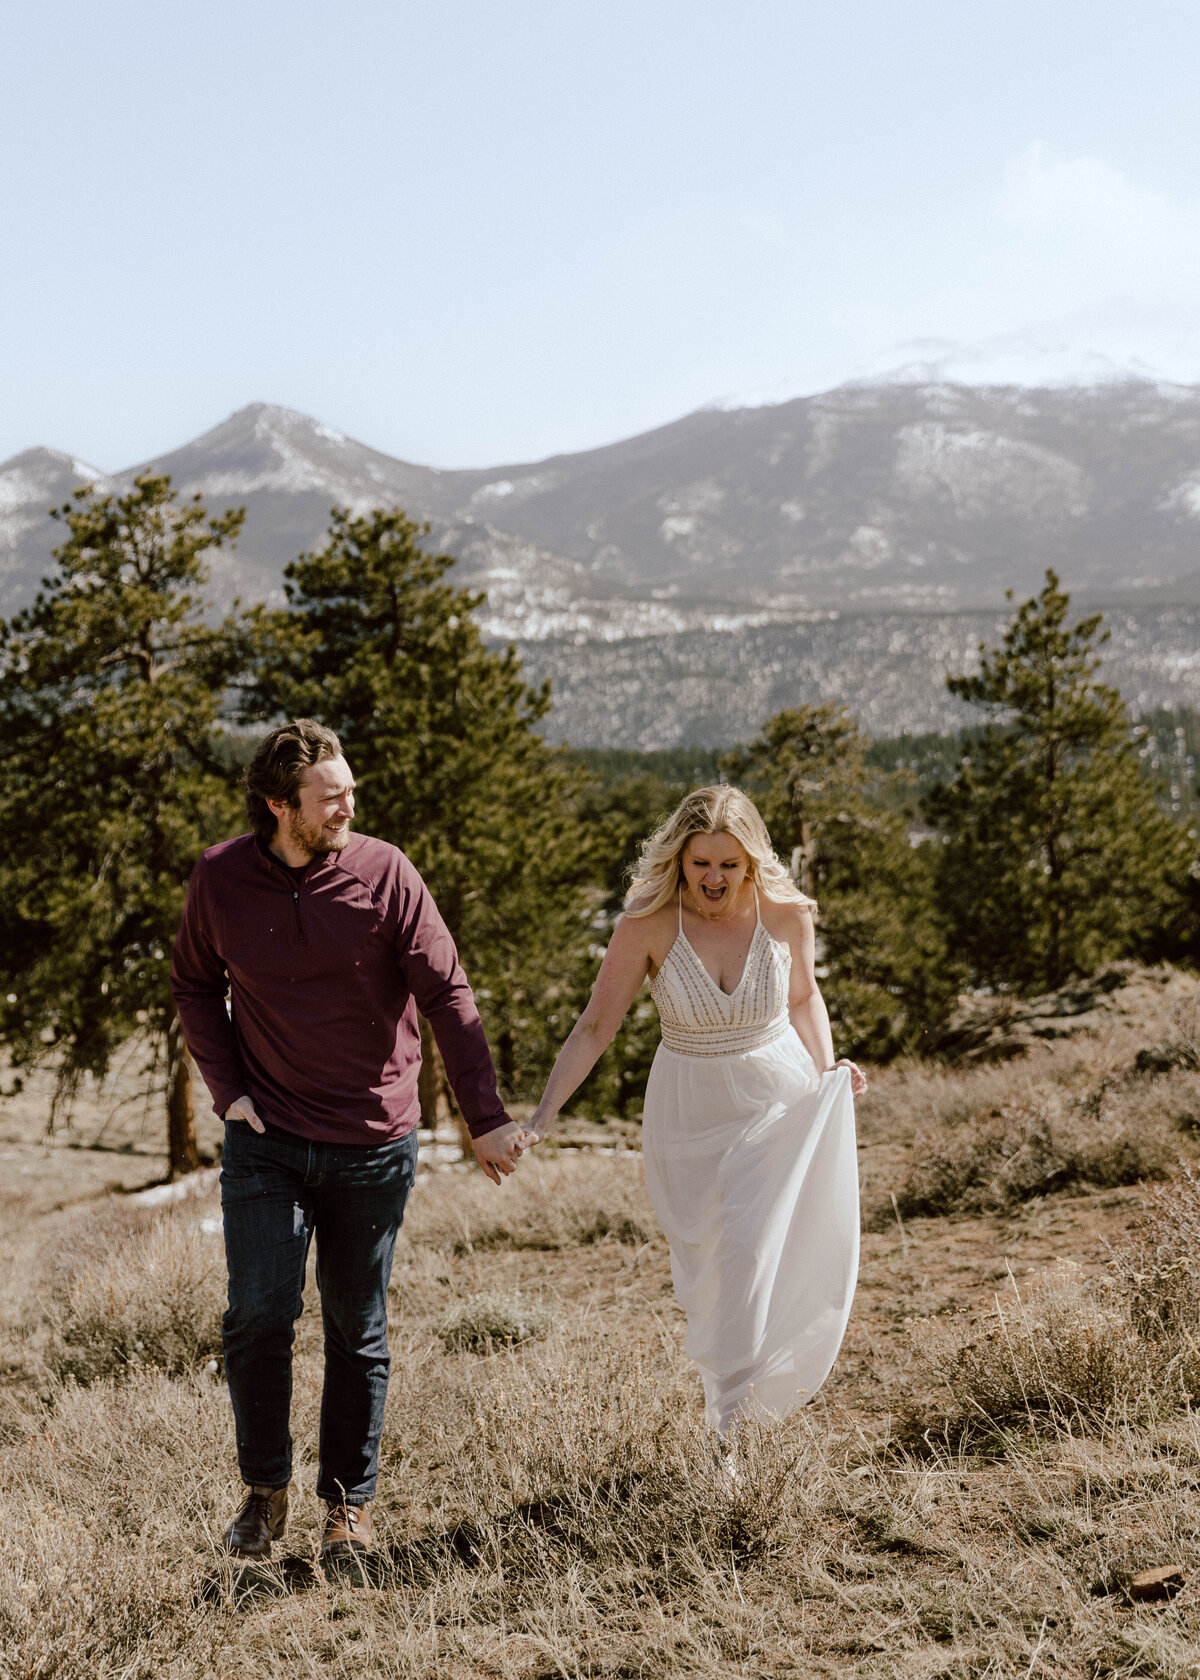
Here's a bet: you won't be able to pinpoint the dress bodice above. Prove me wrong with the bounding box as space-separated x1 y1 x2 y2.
649 887 793 1057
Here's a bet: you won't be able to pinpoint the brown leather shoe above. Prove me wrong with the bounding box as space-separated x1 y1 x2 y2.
222 1484 289 1558
321 1501 374 1558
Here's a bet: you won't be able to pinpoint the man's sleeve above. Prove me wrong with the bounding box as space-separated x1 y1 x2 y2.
393 862 512 1139
170 860 249 1121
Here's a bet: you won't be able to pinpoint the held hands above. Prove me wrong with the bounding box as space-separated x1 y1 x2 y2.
471 1106 554 1184
224 1094 265 1133
472 1120 536 1186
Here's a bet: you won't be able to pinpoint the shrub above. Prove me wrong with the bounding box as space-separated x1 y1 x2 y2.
914 1264 1173 1432
1106 1169 1200 1338
48 1212 225 1384
436 1290 552 1355
879 1099 1173 1224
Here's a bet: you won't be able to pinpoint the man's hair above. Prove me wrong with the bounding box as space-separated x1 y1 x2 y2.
245 719 342 843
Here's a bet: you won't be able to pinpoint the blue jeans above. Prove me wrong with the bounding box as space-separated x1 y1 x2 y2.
219 1119 419 1504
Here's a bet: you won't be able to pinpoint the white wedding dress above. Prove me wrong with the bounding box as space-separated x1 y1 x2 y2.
643 889 859 1434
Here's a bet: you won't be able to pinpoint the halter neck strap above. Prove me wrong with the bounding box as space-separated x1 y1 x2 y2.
677 888 683 933
753 881 761 925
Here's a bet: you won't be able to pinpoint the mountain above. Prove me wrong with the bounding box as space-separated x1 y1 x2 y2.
411 377 1200 614
0 448 111 604
4 383 1200 745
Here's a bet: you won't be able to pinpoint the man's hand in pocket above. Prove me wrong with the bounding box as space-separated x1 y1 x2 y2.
224 1095 265 1134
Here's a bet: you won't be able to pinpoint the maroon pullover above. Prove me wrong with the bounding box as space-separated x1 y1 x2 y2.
170 831 511 1145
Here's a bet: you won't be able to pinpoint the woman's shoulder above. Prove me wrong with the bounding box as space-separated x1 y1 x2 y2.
759 893 816 941
613 896 676 938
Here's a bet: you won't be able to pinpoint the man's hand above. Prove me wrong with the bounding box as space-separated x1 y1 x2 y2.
224 1094 265 1134
472 1120 529 1185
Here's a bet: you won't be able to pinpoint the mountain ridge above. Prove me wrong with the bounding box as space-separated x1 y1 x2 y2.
5 381 1200 744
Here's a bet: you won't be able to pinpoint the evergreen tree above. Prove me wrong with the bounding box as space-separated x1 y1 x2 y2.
0 475 244 1174
239 508 604 1108
926 570 1197 991
726 703 956 1058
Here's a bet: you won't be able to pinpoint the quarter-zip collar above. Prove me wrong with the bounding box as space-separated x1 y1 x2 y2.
254 834 347 885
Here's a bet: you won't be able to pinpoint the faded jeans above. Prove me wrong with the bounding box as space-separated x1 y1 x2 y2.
219 1118 418 1504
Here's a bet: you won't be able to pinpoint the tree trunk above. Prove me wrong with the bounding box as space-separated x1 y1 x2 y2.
166 1010 200 1179
791 816 815 899
419 1016 474 1159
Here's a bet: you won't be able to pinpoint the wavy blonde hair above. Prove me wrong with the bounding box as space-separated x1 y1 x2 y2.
624 785 814 917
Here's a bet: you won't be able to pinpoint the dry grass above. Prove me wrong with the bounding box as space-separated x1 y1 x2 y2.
12 1037 1200 1675
863 1051 1200 1225
911 1262 1186 1436
435 1289 554 1355
47 1212 226 1384
400 1151 656 1254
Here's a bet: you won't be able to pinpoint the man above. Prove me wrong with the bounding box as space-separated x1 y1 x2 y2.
171 718 527 1568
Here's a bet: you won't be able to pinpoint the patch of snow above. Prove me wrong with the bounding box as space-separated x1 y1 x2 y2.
892 423 1088 517
658 479 726 516
130 1167 220 1206
470 473 556 508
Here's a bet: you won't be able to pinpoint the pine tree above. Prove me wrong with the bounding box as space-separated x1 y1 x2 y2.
0 475 244 1174
926 570 1197 992
726 703 956 1058
239 507 604 1108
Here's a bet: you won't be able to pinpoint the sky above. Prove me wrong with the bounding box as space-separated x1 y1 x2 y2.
4 0 1200 471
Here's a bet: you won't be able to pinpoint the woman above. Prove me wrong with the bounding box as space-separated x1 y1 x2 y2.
526 785 865 1436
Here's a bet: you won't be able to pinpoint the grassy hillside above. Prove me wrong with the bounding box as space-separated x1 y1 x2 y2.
7 980 1200 1676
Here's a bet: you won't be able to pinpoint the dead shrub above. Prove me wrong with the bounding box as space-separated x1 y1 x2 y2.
1107 1170 1200 1344
879 1100 1172 1224
436 1289 553 1355
914 1263 1175 1432
48 1212 225 1384
402 1152 657 1254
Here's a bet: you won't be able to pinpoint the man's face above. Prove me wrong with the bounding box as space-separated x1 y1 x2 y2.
272 755 356 859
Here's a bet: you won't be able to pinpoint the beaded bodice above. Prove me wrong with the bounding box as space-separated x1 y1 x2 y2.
650 888 792 1057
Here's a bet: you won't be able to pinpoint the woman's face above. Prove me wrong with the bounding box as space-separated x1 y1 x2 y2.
680 830 751 913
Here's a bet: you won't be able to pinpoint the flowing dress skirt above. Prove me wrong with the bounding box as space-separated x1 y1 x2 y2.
642 1034 858 1434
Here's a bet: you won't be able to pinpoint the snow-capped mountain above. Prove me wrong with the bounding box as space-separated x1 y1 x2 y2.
5 381 1200 743
0 448 111 604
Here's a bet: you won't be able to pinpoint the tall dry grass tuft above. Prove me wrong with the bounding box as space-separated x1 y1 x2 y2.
909 1176 1200 1439
48 1211 225 1384
402 1152 656 1254
865 1052 1199 1225
879 1098 1174 1224
1107 1168 1200 1338
387 1341 808 1598
435 1289 554 1354
912 1263 1178 1434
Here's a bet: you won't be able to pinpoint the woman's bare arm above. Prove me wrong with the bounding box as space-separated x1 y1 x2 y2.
781 905 868 1096
525 912 658 1142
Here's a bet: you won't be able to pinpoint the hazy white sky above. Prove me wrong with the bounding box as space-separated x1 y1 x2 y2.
4 0 1200 469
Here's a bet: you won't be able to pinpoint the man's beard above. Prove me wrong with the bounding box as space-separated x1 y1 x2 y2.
285 807 351 859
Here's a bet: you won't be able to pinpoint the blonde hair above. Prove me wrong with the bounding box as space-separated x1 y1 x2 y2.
624 785 814 917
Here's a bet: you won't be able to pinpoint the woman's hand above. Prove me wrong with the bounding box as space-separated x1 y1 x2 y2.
829 1058 868 1098
522 1104 553 1147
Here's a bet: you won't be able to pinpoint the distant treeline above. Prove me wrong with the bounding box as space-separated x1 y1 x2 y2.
1 475 1197 1174
572 711 1200 820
